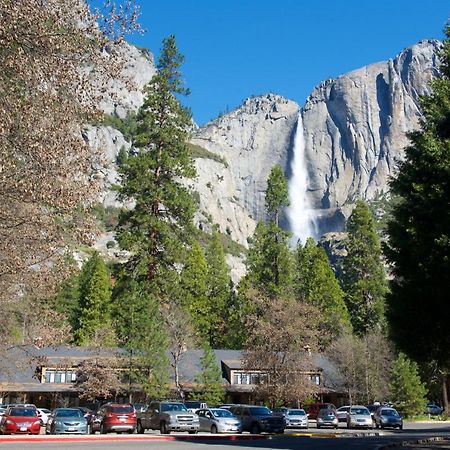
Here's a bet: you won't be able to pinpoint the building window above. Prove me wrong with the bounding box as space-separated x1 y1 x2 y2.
43 369 77 383
309 374 321 385
233 372 263 385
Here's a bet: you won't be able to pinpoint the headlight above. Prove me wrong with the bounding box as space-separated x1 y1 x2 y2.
33 420 41 426
5 419 15 425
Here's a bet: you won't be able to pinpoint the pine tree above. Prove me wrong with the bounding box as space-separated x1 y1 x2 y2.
390 353 428 417
180 241 210 343
295 237 351 337
116 34 196 284
265 165 289 226
342 200 387 335
205 231 233 348
192 344 224 405
74 252 114 346
245 221 294 298
385 27 450 406
113 35 196 385
113 274 170 400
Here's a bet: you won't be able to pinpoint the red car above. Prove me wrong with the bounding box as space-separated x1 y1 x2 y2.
0 407 41 434
95 403 136 434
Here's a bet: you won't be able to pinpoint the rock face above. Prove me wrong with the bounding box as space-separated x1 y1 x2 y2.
302 40 441 235
191 93 299 245
96 42 156 118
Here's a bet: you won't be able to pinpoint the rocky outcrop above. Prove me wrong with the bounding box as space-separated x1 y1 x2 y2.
96 42 156 118
191 93 299 245
302 40 441 235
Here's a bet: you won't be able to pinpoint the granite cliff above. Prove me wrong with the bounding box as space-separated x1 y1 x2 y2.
85 39 441 279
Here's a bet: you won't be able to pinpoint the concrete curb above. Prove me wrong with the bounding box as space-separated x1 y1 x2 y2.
376 436 448 449
0 434 268 443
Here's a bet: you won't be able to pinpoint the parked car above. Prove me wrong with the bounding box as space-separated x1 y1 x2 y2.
336 406 351 422
197 408 242 433
37 408 52 426
283 409 308 429
184 401 207 413
316 407 338 429
229 405 285 434
374 407 403 430
46 408 89 434
95 403 136 434
306 402 336 420
74 407 95 433
426 403 443 415
136 401 199 434
346 406 373 429
365 404 379 421
217 404 235 411
0 407 41 435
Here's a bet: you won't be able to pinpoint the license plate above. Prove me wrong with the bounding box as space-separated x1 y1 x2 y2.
119 418 126 422
20 427 27 431
68 427 76 431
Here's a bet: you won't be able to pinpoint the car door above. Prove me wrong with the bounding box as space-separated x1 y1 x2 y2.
148 403 159 429
197 409 206 431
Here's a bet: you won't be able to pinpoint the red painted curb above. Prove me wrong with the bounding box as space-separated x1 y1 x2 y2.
0 434 268 443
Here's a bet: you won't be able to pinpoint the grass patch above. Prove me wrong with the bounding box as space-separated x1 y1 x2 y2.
188 143 228 168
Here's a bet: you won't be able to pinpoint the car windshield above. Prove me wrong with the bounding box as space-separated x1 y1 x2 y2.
161 403 188 412
110 406 134 413
381 409 399 417
351 407 370 415
288 409 306 416
250 407 271 416
185 402 201 409
212 409 233 418
55 409 83 418
10 408 37 417
338 407 350 412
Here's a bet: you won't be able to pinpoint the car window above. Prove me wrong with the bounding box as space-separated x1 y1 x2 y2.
350 407 370 415
9 408 37 417
288 409 306 415
212 409 233 418
249 407 271 416
110 406 134 413
55 409 83 418
160 403 188 412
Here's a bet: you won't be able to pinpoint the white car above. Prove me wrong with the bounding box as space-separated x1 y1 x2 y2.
37 408 52 425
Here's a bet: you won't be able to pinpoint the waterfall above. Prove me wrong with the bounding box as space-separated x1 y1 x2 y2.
287 112 316 244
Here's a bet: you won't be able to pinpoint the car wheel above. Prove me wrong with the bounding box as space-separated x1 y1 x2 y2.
375 422 379 429
347 422 350 429
160 421 170 434
127 428 135 434
380 424 384 429
211 425 218 434
137 421 144 434
251 423 260 434
316 423 320 429
334 425 338 429
100 423 107 434
399 424 403 430
188 430 198 434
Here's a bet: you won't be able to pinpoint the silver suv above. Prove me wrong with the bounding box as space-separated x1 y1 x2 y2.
136 401 199 434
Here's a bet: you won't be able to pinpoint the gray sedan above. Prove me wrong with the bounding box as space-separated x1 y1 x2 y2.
197 408 242 433
46 408 89 434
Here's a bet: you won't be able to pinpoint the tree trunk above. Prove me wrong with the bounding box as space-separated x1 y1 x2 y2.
443 374 449 414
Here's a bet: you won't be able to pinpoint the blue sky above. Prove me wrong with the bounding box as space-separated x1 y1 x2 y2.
126 0 448 125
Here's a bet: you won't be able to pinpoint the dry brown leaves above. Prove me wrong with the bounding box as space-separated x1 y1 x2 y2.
0 1 140 345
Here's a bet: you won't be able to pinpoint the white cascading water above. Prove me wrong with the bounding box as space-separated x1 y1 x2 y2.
287 112 316 244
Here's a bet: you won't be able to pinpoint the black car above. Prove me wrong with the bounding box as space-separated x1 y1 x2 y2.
229 405 285 434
